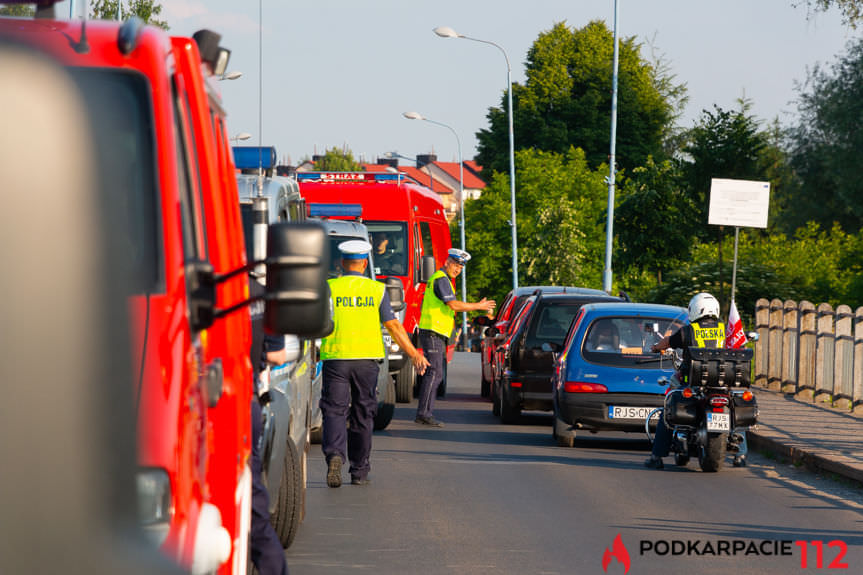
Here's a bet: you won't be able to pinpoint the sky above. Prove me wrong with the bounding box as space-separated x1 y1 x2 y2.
62 1 860 167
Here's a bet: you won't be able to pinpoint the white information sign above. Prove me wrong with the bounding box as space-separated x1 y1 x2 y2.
708 178 770 228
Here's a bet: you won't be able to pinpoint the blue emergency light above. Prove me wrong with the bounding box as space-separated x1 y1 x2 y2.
233 146 277 170
308 203 363 218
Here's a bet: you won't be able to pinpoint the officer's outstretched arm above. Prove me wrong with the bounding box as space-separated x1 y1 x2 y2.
446 297 496 313
383 319 430 375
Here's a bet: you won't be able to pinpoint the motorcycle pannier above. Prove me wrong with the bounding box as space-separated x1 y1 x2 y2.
733 394 758 427
687 347 753 388
664 390 697 426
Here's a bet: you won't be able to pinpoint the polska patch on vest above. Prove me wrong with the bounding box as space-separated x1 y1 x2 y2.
334 295 376 308
694 327 722 340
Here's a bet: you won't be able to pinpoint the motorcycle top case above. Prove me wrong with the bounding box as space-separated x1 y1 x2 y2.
664 390 698 426
686 347 752 388
732 393 758 427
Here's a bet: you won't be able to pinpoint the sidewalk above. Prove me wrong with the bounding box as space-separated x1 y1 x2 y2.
748 386 863 484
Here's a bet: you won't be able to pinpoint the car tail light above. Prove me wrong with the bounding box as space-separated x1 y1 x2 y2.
510 381 523 388
709 396 729 407
563 382 608 393
742 390 753 401
682 387 693 398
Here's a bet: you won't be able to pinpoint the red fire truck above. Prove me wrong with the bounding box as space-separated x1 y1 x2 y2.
296 172 454 401
0 9 329 574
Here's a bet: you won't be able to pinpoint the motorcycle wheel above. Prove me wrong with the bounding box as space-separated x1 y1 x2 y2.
698 432 728 472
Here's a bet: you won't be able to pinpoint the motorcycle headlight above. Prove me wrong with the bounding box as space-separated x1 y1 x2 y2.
137 468 172 547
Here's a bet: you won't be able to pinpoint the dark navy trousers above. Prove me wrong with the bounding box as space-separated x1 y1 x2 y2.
416 329 446 420
320 359 379 480
250 399 289 575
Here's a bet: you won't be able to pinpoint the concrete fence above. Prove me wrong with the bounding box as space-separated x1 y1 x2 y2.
754 298 863 413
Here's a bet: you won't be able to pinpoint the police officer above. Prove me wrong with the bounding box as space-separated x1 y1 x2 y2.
645 292 728 469
248 278 290 575
415 248 495 427
320 240 429 487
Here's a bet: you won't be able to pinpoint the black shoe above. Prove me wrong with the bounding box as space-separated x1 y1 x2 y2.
733 455 747 468
326 456 342 488
415 416 444 427
644 455 664 469
351 476 371 486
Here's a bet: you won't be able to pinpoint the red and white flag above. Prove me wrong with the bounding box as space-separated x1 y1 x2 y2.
725 299 747 349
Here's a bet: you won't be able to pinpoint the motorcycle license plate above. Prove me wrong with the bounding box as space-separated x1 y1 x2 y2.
707 412 730 431
608 406 660 420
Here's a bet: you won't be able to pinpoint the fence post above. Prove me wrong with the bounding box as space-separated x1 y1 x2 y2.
767 299 784 391
781 300 798 394
797 301 817 402
833 305 854 410
815 303 835 404
754 299 770 388
854 307 863 414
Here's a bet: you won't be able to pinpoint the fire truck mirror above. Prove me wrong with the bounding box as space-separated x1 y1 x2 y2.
384 276 405 312
185 260 216 332
419 255 436 284
264 222 331 338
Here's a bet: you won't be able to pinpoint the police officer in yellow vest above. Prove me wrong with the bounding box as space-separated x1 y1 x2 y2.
645 292 726 469
415 248 495 427
321 240 429 487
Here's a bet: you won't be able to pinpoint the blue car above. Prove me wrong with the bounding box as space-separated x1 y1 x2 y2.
551 302 688 447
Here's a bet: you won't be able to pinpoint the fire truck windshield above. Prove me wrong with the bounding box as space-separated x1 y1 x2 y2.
367 222 407 277
70 67 161 295
328 236 372 279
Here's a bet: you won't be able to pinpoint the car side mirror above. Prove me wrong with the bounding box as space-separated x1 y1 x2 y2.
264 221 332 338
419 255 436 284
472 315 493 327
384 276 405 312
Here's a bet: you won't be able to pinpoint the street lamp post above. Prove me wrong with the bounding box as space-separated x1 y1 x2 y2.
403 111 468 350
434 26 518 290
603 0 621 293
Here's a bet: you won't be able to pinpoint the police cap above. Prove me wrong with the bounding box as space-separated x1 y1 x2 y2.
338 239 372 259
447 248 471 265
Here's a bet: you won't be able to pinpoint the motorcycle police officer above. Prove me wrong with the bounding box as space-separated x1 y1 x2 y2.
645 292 727 469
320 240 429 487
415 248 495 427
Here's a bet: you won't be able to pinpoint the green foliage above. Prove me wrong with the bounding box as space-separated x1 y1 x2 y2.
475 21 684 176
90 0 168 30
314 147 362 172
0 5 34 17
464 147 607 304
785 36 863 232
801 0 863 28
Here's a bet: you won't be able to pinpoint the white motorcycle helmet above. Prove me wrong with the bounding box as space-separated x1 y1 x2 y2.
688 292 720 322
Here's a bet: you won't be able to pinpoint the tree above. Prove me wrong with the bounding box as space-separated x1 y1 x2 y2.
784 36 863 233
90 0 168 30
0 5 33 17
475 21 685 176
464 147 608 303
313 147 362 172
800 0 863 28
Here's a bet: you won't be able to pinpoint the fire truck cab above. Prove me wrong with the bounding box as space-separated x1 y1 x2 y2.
296 172 453 402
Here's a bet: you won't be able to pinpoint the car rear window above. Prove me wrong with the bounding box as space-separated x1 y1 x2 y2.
524 302 584 349
581 316 685 368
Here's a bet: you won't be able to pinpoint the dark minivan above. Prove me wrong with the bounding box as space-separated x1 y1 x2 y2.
483 288 624 424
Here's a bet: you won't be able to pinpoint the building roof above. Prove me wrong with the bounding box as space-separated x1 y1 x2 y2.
464 160 484 178
431 161 486 189
396 166 454 194
361 163 395 173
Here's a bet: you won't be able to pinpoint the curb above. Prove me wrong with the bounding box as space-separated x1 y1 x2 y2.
747 430 863 486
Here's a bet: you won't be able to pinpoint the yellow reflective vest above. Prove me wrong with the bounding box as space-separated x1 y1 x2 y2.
690 321 726 348
320 275 385 360
418 269 455 338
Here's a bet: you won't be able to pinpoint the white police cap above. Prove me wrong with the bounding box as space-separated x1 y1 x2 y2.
337 239 372 259
447 248 471 265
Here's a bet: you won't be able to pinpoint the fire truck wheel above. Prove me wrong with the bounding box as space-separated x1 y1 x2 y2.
373 378 396 430
270 438 302 549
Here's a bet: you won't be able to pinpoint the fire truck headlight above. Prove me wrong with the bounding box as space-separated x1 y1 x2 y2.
390 342 400 353
137 468 172 547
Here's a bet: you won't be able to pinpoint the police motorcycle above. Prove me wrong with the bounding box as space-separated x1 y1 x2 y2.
646 337 759 472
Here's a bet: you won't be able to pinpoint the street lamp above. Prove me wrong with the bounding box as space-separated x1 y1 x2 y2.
230 132 252 143
603 0 621 293
403 111 468 350
434 26 518 290
219 70 243 81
